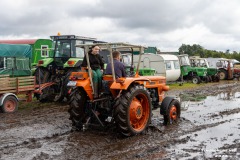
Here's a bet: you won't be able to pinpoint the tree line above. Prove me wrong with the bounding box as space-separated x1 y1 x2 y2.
178 44 240 61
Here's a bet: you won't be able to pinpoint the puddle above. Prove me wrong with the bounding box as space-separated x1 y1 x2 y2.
167 91 240 159
0 89 239 160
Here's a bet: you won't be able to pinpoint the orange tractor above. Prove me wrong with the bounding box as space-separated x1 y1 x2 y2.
67 43 181 136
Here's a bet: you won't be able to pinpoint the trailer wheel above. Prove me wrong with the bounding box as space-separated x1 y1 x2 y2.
1 96 18 113
163 99 181 125
192 76 201 84
218 69 227 80
114 85 151 136
68 88 87 129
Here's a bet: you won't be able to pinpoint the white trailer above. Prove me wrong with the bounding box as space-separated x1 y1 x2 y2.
133 53 181 82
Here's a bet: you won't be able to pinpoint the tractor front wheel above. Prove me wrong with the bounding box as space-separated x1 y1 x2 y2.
163 99 181 125
192 76 201 84
114 85 151 136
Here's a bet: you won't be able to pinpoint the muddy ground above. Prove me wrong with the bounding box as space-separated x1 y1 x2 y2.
0 81 239 160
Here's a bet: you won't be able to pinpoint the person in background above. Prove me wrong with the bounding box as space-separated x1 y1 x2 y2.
81 45 104 98
105 50 126 78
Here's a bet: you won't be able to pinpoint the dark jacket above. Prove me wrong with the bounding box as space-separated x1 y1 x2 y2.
105 59 126 78
81 53 104 70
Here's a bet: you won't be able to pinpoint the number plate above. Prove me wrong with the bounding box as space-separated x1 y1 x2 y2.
67 81 77 86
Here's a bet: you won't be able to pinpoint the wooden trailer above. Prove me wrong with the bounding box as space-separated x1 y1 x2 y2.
0 75 53 113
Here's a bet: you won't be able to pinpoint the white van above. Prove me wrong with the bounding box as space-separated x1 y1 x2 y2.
133 53 181 82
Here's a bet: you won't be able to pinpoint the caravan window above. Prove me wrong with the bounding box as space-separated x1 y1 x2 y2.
41 45 49 57
173 60 180 69
165 61 172 70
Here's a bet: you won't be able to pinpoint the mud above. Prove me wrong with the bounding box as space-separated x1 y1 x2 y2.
0 81 240 160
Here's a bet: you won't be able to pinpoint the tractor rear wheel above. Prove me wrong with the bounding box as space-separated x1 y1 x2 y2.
219 69 227 80
68 88 87 129
208 75 212 82
202 76 209 83
214 75 220 82
34 67 50 84
163 99 181 125
114 85 151 136
34 67 52 102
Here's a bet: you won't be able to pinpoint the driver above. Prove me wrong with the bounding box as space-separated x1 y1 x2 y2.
81 45 104 98
105 50 126 78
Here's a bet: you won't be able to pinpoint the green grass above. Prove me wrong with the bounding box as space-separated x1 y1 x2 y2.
167 82 206 90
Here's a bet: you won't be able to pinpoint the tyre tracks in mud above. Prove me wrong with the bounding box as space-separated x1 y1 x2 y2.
0 102 72 160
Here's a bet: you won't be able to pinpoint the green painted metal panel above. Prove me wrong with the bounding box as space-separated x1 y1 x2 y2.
31 39 53 67
63 58 83 68
37 58 54 67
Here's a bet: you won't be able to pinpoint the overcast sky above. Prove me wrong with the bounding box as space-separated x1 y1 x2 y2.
0 0 240 52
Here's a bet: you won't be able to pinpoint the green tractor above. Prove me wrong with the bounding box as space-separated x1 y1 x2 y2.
35 35 97 102
178 54 208 84
189 56 220 82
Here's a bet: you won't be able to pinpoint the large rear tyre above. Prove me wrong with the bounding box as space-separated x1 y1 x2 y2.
1 96 18 113
212 75 220 82
114 85 151 136
34 67 50 85
208 75 212 82
163 99 181 125
68 88 87 129
34 67 52 102
202 76 209 83
218 69 227 80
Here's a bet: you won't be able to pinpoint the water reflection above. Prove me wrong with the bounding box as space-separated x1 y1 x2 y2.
180 90 240 111
217 91 236 100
